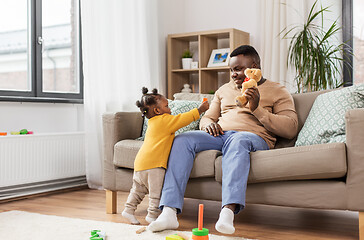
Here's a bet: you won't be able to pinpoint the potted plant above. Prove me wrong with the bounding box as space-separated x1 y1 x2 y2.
281 0 352 93
182 49 193 69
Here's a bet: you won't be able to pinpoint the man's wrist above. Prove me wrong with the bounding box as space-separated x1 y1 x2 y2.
252 105 266 119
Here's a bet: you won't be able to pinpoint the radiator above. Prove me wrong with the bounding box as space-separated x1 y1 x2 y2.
0 132 86 200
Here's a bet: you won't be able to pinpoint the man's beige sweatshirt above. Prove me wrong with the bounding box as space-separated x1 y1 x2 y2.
200 79 298 149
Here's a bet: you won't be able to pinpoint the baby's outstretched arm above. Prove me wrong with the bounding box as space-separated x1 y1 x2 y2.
198 100 209 115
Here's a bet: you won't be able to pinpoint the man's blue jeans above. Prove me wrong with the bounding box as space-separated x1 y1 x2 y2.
159 130 269 214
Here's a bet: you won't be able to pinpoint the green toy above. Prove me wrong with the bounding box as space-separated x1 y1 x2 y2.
90 230 106 240
91 230 101 235
20 129 28 134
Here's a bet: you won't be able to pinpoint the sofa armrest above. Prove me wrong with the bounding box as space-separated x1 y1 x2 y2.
345 108 364 210
102 112 143 190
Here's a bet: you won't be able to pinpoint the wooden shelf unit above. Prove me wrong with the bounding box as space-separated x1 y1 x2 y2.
167 28 250 99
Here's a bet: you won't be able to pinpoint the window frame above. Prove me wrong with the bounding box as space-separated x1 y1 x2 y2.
342 0 353 87
0 0 83 104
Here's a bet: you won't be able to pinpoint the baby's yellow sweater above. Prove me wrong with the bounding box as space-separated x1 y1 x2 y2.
134 108 200 172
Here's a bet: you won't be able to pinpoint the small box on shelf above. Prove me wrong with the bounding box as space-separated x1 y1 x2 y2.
191 61 198 69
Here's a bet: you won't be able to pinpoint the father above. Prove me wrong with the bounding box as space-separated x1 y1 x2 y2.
148 45 298 234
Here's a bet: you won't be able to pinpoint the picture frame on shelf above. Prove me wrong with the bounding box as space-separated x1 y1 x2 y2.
207 48 230 67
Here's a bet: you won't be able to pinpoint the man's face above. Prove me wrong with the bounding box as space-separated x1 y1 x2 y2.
229 54 257 89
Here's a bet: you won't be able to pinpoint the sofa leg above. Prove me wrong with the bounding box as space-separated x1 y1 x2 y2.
360 212 364 240
106 190 117 214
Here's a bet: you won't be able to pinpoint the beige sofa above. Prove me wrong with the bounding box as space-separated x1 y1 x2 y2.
102 90 364 236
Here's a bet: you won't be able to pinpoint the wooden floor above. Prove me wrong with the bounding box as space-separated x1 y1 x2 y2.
0 189 359 240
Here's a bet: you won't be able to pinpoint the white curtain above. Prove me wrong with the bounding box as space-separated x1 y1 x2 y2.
259 0 308 92
81 0 161 189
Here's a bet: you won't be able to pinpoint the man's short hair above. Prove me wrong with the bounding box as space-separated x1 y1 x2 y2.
230 45 261 67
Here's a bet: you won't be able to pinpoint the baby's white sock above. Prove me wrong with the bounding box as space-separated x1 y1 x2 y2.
122 210 140 225
145 215 157 224
215 207 235 234
147 206 179 232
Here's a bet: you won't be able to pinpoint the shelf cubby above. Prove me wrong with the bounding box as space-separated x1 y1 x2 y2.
167 28 250 98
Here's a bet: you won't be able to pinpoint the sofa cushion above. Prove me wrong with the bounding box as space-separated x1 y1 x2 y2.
113 140 143 169
295 84 364 146
215 142 347 183
114 140 220 179
274 90 331 149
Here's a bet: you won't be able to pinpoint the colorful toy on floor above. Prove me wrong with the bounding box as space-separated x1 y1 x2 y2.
90 229 106 240
166 204 209 240
192 204 209 240
135 226 146 234
0 132 7 136
166 232 191 240
166 234 185 240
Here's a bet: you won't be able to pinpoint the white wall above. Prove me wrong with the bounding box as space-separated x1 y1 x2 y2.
158 0 260 45
180 0 261 50
156 0 261 95
0 102 83 134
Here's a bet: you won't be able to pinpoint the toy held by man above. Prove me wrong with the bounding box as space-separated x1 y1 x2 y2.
235 68 262 108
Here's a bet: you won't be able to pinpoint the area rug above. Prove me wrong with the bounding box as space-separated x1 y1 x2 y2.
0 211 253 240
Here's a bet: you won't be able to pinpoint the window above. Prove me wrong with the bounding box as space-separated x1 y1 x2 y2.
0 0 83 103
352 0 364 85
343 0 364 86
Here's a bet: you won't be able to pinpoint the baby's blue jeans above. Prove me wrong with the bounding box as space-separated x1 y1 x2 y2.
159 130 269 214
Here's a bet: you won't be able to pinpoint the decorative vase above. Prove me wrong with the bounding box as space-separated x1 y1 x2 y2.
181 83 192 93
182 58 192 69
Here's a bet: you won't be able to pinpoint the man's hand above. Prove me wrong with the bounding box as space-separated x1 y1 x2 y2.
204 122 224 137
244 86 260 112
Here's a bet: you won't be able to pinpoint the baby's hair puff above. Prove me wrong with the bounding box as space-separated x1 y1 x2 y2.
136 87 162 118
